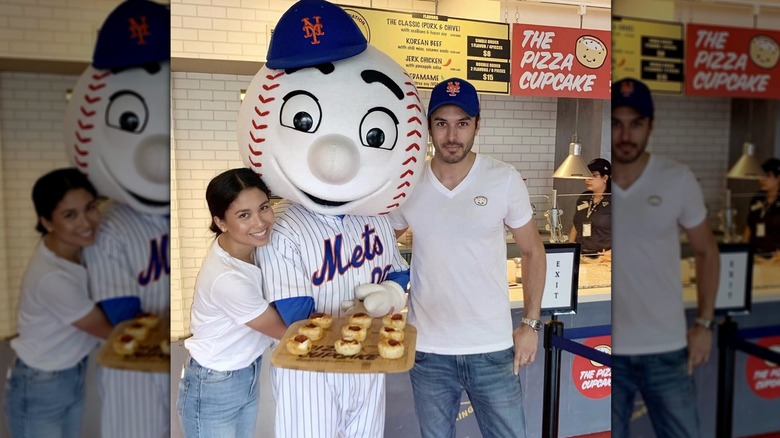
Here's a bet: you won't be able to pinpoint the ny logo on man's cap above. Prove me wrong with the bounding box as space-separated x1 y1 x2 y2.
620 80 635 97
302 16 325 44
446 81 461 96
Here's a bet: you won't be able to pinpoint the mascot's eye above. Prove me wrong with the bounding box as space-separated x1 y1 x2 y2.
106 90 148 134
360 108 398 150
293 112 314 131
281 91 321 133
120 112 140 131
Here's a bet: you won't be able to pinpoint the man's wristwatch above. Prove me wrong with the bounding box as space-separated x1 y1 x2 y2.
521 318 543 332
694 317 714 330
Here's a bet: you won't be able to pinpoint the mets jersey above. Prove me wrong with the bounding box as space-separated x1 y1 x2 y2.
258 201 409 316
82 202 170 438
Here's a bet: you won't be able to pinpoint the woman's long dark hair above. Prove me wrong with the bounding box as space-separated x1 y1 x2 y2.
205 168 271 235
32 168 97 235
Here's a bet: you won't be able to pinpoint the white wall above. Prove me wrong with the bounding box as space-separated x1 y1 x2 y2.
0 72 77 338
650 95 732 200
0 0 120 62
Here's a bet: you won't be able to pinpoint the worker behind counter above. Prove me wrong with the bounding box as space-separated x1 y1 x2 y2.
743 158 780 257
569 158 612 256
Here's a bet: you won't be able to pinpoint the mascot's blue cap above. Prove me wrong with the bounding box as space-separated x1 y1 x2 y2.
266 0 367 69
92 0 170 70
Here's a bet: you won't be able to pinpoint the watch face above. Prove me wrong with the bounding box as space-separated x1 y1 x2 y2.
524 318 542 331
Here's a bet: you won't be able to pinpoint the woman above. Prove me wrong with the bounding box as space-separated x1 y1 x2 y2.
4 168 113 437
569 158 612 255
177 168 287 437
743 158 780 255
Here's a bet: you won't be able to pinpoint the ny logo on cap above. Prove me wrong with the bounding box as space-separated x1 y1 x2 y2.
446 81 461 96
620 80 635 97
302 16 325 45
128 16 150 45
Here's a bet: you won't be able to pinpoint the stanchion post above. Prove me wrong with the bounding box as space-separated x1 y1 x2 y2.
542 319 565 438
716 317 737 438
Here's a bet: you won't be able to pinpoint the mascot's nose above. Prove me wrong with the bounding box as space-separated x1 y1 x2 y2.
135 135 170 184
307 135 360 184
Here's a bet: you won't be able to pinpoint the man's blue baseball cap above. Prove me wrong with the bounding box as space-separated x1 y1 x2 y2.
92 0 170 70
427 77 480 118
266 0 367 69
612 77 654 119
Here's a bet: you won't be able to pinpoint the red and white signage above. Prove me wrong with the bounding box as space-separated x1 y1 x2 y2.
685 23 780 98
745 335 780 399
510 24 610 99
571 335 611 399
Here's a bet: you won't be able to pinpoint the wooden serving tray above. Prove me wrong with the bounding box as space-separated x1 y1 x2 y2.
271 316 416 374
97 318 170 373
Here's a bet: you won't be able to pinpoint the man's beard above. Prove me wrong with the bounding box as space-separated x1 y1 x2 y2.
437 141 473 164
613 141 646 164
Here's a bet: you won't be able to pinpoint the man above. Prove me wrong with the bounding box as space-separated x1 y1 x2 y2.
611 77 720 437
388 77 546 438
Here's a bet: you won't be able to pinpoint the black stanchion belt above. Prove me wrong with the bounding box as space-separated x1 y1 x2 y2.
550 324 612 367
732 324 780 364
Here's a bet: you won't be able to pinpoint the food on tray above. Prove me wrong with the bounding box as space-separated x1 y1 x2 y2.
334 338 362 356
378 339 404 359
286 334 312 356
382 313 406 330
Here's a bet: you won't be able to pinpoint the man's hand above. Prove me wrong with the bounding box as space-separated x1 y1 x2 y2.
687 325 713 375
512 325 539 375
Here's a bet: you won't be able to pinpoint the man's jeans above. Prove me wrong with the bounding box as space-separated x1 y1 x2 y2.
410 347 527 438
177 355 262 438
612 348 700 438
4 356 88 438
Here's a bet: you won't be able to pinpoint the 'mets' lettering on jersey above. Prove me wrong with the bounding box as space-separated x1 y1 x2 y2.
312 225 386 286
137 234 170 286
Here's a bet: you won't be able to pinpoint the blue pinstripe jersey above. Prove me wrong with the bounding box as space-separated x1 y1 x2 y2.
258 201 408 317
81 202 170 438
83 202 170 314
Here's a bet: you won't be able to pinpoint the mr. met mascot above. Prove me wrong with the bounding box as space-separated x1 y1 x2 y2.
63 1 170 437
237 0 427 436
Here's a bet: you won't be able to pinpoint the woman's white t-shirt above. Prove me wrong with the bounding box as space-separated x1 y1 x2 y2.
185 238 273 371
11 241 98 371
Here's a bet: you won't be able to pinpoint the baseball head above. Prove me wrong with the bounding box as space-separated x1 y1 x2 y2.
63 0 170 215
237 0 427 217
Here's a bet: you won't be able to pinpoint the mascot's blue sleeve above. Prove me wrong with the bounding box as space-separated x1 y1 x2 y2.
274 297 316 326
99 296 142 326
386 269 410 292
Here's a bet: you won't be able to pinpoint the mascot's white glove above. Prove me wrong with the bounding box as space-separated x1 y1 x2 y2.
353 281 407 318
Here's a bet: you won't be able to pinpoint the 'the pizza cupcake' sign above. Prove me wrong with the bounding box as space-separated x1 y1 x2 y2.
686 23 780 98
510 24 610 99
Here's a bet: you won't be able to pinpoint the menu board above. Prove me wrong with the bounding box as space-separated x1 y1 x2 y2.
342 6 510 93
510 24 611 99
686 23 780 98
612 16 684 94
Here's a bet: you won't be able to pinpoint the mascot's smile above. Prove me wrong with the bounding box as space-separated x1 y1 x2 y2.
304 192 347 207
